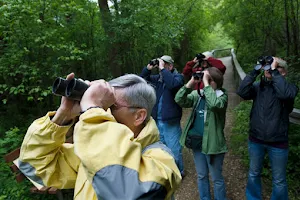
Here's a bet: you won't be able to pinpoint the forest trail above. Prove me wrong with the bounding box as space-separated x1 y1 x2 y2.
174 57 250 200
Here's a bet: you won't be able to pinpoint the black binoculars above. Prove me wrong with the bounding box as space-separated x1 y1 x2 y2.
149 59 159 66
192 72 204 80
254 56 274 71
195 53 206 62
52 77 89 101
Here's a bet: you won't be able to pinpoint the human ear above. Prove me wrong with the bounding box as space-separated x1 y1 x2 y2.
133 108 147 126
210 81 217 90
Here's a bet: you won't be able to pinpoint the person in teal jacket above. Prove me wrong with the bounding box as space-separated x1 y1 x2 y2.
19 73 181 200
175 67 228 200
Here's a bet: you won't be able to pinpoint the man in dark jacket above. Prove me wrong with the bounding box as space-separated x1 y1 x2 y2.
140 55 184 176
237 57 298 200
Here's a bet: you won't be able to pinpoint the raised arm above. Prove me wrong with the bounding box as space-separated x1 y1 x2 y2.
271 69 298 100
140 66 152 81
19 73 81 189
161 69 184 91
237 70 260 100
19 112 80 189
204 86 228 111
182 60 197 78
175 76 199 108
140 64 159 83
207 57 226 74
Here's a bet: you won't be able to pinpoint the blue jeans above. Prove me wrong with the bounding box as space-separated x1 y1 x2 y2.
192 149 226 200
156 119 184 174
246 141 289 200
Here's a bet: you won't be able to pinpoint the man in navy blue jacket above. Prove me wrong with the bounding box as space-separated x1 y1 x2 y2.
140 55 184 176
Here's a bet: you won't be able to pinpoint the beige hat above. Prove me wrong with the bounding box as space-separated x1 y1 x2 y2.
202 51 213 58
160 55 174 64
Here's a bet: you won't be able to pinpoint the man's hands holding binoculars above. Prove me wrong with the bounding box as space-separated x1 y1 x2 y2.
51 73 115 126
254 56 281 71
80 79 115 112
147 59 165 71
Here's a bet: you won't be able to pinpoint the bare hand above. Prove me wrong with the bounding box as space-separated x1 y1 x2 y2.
147 64 156 70
52 73 81 125
80 80 116 111
202 70 211 87
186 74 201 88
271 57 278 70
158 59 165 71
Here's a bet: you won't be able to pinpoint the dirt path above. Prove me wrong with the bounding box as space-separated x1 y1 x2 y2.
174 57 249 200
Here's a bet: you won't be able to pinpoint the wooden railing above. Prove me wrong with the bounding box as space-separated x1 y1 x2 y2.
211 48 300 125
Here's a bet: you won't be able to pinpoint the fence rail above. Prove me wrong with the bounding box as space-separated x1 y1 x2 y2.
212 48 300 125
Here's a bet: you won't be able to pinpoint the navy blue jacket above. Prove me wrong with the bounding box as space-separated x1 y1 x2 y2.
140 67 184 121
237 69 298 142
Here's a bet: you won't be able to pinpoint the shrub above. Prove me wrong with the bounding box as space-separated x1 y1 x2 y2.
0 128 56 199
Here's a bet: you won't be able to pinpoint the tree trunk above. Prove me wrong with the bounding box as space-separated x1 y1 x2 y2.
289 0 299 57
98 0 122 77
284 0 290 56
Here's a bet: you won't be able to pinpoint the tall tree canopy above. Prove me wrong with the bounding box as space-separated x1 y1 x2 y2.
0 0 210 131
218 0 300 67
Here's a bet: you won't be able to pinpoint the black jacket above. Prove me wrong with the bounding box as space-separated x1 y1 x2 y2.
237 69 298 142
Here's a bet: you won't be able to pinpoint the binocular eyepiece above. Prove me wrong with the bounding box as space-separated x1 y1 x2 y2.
149 59 159 66
254 56 274 71
195 53 206 62
52 77 89 101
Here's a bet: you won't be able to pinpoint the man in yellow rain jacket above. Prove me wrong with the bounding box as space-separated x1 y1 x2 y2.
19 73 182 200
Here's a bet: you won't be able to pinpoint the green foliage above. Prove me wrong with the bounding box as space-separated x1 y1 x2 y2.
231 101 251 135
295 95 300 109
201 23 233 51
217 0 300 109
287 66 300 108
0 160 59 200
230 101 251 165
0 0 214 113
0 127 23 155
0 128 55 199
286 123 300 197
0 0 103 107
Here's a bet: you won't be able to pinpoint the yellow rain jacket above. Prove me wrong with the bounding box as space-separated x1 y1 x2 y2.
19 107 181 200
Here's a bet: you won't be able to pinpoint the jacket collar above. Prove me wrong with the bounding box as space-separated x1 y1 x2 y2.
133 117 160 149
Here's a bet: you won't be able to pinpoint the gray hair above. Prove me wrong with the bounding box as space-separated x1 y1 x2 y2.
277 58 288 70
108 74 156 122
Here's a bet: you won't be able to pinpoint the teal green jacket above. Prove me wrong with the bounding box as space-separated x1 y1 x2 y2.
175 86 228 154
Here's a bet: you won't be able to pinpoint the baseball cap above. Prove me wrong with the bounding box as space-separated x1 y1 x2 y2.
202 51 213 58
160 55 174 64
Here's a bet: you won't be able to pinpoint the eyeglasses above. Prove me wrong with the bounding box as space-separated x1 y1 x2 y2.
110 102 142 110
